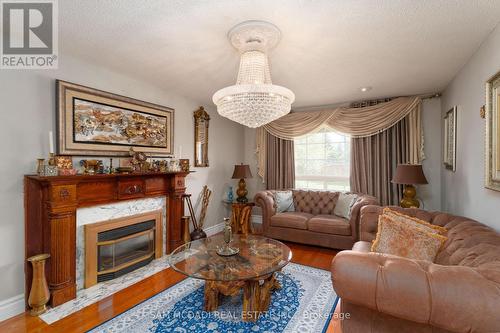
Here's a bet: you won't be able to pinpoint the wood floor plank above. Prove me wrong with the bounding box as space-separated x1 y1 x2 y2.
0 236 341 333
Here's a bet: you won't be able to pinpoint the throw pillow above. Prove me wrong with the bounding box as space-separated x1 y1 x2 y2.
273 191 295 213
371 215 447 262
383 208 447 235
333 193 358 219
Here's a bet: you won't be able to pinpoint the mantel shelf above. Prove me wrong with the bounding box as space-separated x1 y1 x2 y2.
26 171 194 182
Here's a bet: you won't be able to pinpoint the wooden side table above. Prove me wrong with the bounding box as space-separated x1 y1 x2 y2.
230 202 255 235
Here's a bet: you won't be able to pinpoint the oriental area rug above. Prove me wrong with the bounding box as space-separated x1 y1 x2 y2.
89 263 338 333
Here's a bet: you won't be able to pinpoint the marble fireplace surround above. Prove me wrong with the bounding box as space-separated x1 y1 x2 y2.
76 197 167 290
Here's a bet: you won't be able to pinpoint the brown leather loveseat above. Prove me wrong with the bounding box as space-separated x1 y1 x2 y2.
254 190 377 249
331 205 500 333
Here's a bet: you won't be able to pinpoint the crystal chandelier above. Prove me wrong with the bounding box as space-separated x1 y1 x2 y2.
212 21 295 128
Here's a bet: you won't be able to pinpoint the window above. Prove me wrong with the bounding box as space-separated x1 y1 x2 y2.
294 129 351 191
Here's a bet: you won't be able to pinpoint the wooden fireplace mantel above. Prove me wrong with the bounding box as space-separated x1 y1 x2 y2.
24 171 190 307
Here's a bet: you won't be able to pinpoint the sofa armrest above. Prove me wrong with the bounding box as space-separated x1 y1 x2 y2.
358 205 384 242
254 191 276 233
331 251 500 333
349 195 379 240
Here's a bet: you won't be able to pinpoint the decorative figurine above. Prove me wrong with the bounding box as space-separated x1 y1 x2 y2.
130 149 148 172
179 159 190 172
80 159 102 174
227 186 234 203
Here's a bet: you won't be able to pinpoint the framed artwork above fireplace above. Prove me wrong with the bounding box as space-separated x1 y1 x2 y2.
56 80 174 156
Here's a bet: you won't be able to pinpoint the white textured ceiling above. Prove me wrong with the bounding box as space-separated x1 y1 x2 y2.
60 0 500 108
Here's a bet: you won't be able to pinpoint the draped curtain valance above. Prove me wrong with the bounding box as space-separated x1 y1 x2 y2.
262 96 421 139
257 96 423 180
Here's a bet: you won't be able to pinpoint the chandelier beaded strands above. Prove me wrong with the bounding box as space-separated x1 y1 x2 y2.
212 21 295 128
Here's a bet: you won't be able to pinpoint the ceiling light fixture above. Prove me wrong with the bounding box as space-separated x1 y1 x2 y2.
360 86 372 92
212 20 295 128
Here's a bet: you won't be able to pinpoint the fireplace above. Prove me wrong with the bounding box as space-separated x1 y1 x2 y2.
84 211 163 288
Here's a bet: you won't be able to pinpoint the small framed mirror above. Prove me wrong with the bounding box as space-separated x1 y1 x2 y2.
194 107 210 167
485 70 500 191
443 106 457 172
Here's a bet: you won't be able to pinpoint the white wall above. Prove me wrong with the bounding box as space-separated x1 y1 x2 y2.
419 98 442 211
0 54 244 310
243 99 443 212
441 23 500 230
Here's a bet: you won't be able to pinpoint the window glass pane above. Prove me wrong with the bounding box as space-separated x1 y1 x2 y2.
305 159 326 174
295 143 306 157
307 131 324 144
295 135 307 145
295 180 308 188
307 181 326 190
326 142 347 162
295 159 307 176
307 144 325 159
326 131 346 143
294 128 350 191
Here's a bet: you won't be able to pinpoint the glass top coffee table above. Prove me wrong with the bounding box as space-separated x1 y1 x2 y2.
168 234 292 321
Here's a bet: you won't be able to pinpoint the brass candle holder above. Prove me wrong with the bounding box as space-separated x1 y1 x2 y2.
36 159 45 176
48 153 56 166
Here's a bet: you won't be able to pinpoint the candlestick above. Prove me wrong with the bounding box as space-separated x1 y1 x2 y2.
48 131 54 154
48 153 56 166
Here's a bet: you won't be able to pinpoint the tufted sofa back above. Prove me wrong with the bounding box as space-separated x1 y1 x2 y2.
292 190 340 215
360 205 500 283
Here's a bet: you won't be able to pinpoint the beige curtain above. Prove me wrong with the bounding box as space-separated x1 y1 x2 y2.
263 96 420 139
256 96 423 181
265 132 295 190
350 110 421 206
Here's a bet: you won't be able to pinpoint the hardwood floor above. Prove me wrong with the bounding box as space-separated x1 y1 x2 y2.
0 239 342 333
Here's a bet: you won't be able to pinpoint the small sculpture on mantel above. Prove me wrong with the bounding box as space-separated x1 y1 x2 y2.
129 148 150 172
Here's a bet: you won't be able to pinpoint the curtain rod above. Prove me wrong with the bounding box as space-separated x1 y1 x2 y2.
419 93 442 100
292 93 442 112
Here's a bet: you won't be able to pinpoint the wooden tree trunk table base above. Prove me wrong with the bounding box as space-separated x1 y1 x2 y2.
203 273 281 322
230 202 255 235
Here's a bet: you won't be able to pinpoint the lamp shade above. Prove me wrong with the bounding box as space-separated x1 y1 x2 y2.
232 164 253 179
392 164 428 185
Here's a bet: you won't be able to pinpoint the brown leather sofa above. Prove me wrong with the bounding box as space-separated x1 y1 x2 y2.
254 190 378 249
331 205 500 333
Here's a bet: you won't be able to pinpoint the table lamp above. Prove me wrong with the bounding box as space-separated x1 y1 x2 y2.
391 164 428 208
232 164 252 203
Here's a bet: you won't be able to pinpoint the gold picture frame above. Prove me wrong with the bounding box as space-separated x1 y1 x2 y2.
194 106 210 167
56 80 174 156
485 70 500 191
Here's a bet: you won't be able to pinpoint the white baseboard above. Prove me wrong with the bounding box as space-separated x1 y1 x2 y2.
0 294 24 322
204 222 225 236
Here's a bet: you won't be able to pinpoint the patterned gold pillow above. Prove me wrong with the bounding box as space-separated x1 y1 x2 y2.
371 215 447 262
383 207 447 235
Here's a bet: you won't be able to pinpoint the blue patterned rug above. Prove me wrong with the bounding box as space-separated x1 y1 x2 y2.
89 263 338 333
